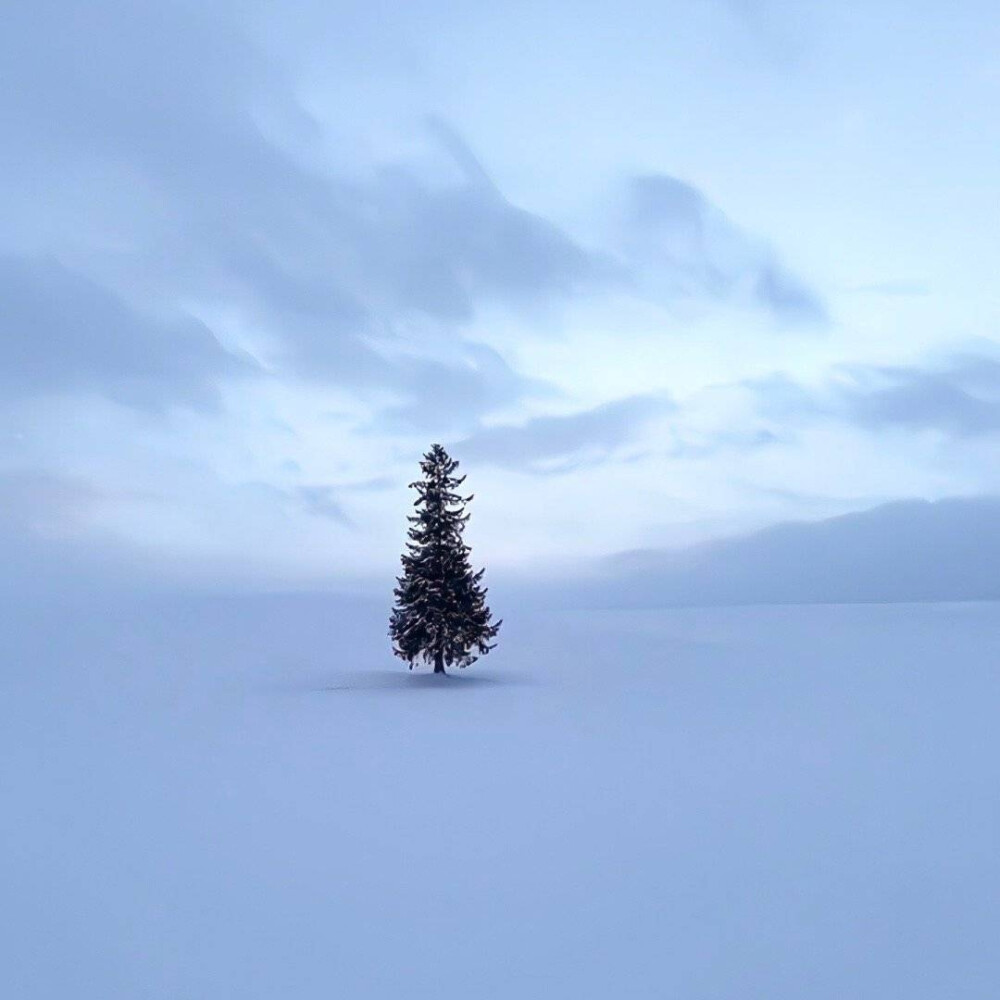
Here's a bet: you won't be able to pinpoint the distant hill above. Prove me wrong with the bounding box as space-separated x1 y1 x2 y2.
589 497 1000 607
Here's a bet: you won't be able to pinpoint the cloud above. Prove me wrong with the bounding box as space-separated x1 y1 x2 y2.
0 469 104 533
750 353 1000 438
3 2 830 433
0 470 152 597
455 393 674 473
836 357 1000 436
232 140 616 386
850 280 931 297
392 118 620 314
669 427 780 459
0 255 251 410
336 475 396 493
620 174 826 325
0 464 370 596
587 496 1000 607
1 3 615 422
296 485 352 525
380 342 555 434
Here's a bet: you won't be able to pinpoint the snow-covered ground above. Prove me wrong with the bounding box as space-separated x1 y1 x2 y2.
3 594 999 998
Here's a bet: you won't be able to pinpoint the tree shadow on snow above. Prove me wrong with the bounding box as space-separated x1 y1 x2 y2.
317 669 525 694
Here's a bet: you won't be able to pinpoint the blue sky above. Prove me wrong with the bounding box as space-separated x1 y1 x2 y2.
3 0 1000 585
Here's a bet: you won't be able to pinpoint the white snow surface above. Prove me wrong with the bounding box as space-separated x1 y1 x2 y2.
3 593 999 998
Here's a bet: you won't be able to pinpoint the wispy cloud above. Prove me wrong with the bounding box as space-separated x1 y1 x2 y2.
849 280 931 298
0 255 251 410
456 393 674 473
619 174 827 326
1 3 614 421
749 353 1000 438
296 485 353 525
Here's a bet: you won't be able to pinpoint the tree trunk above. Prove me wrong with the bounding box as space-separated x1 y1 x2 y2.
434 650 446 674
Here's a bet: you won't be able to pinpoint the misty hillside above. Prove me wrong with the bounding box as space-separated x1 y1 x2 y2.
596 497 1000 607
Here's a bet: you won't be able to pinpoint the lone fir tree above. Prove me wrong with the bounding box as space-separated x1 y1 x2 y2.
390 444 501 673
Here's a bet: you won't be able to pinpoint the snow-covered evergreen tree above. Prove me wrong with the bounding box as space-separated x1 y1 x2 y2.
389 444 501 673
